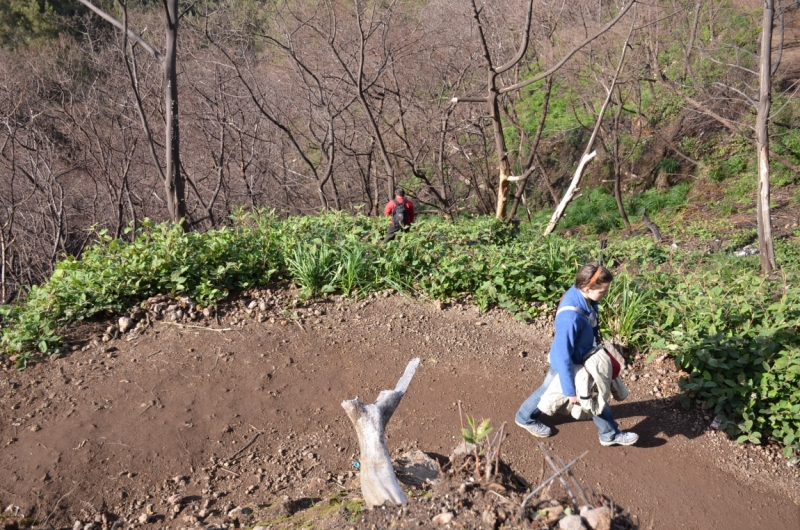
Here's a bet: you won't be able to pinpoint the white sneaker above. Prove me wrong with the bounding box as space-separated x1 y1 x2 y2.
600 431 639 446
515 419 552 438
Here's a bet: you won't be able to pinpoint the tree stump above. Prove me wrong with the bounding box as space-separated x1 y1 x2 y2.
341 358 420 508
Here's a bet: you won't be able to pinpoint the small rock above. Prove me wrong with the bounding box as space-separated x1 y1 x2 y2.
482 509 497 527
30 424 41 432
258 302 268 312
304 477 327 494
432 512 454 525
583 506 612 530
72 521 82 530
167 494 183 505
203 307 215 318
137 513 151 524
559 514 588 530
118 317 134 333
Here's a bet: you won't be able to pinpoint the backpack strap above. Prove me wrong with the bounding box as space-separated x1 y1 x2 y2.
556 305 597 328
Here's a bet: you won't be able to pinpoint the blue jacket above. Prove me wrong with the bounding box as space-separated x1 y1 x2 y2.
549 285 600 397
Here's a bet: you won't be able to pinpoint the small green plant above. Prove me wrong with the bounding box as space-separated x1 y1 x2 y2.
601 273 654 349
333 241 368 297
461 414 493 446
460 413 494 480
286 241 337 298
656 157 680 175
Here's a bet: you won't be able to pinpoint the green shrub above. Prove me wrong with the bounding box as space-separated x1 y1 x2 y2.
648 271 800 461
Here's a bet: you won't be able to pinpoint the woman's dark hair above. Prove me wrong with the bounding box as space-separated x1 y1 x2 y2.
575 262 613 289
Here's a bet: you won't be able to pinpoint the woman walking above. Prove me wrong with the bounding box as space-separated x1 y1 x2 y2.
515 263 638 446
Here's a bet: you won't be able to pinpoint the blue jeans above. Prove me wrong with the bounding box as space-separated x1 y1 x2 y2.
515 367 620 443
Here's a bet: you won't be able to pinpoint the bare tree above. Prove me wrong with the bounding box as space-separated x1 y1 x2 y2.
452 0 637 219
756 0 777 273
648 0 796 272
77 0 188 229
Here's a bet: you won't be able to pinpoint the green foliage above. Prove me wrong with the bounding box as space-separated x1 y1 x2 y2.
461 415 493 446
656 157 680 175
0 0 59 48
518 79 585 139
601 273 654 348
556 187 621 234
628 183 690 214
647 271 800 460
709 154 751 183
1 210 283 365
286 241 337 299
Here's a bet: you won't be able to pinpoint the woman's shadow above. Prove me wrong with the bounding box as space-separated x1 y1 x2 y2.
546 396 704 448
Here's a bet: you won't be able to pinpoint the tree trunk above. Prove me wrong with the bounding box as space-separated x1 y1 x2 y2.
756 1 777 273
341 358 420 508
164 0 187 229
543 151 597 235
488 74 513 219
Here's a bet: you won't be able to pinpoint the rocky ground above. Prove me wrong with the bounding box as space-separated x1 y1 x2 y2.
1 287 799 529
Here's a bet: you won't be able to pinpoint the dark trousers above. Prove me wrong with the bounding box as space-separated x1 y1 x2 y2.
384 223 408 243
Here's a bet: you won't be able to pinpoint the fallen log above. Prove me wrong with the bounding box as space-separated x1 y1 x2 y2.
341 358 421 508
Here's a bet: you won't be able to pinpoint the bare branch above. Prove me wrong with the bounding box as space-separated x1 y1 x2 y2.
500 0 637 94
78 0 163 62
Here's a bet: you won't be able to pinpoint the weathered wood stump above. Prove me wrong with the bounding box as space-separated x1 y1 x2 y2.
341 358 420 508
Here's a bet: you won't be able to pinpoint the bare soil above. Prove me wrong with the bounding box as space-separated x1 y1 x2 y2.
1 290 799 529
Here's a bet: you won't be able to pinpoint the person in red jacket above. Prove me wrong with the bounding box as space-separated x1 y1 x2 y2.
383 189 415 243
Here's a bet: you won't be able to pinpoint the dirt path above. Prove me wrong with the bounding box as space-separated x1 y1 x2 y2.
1 291 799 529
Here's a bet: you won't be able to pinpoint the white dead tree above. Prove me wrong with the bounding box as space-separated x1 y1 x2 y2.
341 357 420 508
452 0 636 220
543 17 636 236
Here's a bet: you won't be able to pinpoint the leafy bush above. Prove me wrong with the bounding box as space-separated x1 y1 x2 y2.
648 271 800 461
628 183 689 215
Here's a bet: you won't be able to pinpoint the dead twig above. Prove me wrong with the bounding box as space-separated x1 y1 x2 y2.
555 453 592 507
539 443 578 508
520 450 588 509
158 321 232 332
217 467 240 477
43 484 80 528
488 490 510 503
227 431 263 461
